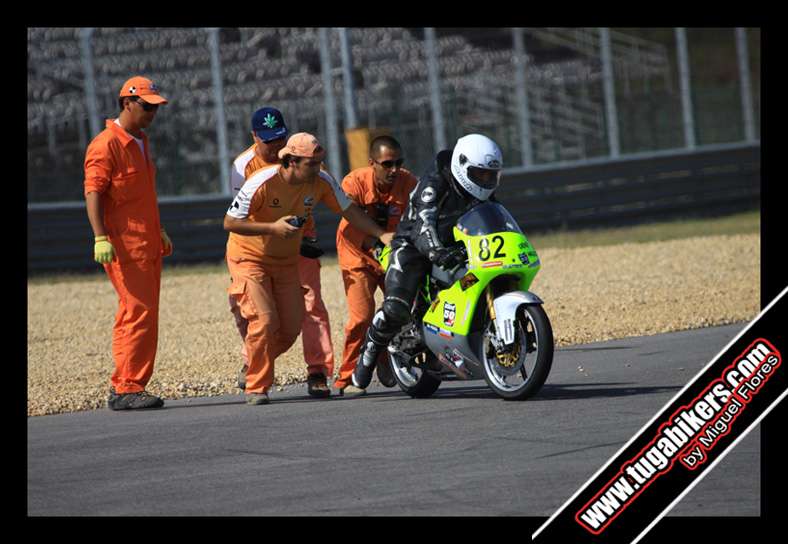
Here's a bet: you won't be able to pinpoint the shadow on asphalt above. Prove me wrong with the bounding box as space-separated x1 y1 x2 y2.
155 381 682 411
369 382 682 402
559 345 634 352
158 399 248 410
159 389 408 410
367 382 682 402
536 382 681 401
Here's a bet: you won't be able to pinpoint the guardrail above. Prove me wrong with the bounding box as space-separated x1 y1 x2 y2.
501 142 760 230
27 143 760 274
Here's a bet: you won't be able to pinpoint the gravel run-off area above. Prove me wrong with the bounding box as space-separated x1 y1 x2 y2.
27 233 760 416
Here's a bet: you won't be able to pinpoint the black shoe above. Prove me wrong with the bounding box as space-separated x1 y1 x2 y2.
107 388 164 411
375 353 396 388
307 373 331 398
352 341 379 389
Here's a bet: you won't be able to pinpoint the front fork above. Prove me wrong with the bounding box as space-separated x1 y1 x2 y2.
485 286 497 322
485 286 507 354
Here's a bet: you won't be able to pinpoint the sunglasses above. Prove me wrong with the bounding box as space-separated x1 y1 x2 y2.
374 158 404 169
132 98 159 112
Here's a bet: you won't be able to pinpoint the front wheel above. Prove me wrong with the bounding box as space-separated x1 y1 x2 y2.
481 305 554 400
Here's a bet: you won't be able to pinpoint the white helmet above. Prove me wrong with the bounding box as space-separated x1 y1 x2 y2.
450 134 503 201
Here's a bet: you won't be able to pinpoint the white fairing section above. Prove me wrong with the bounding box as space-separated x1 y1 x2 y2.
492 291 544 345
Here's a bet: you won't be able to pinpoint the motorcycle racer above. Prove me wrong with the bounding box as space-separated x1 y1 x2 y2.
352 134 503 389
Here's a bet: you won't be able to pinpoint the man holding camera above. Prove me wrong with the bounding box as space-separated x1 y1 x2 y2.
228 107 336 399
224 133 393 405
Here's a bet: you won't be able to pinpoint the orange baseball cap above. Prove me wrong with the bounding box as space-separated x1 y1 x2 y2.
278 132 326 160
118 76 168 105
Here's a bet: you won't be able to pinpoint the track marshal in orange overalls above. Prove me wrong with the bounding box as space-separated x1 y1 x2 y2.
333 135 418 395
83 76 171 411
223 133 394 405
227 107 336 398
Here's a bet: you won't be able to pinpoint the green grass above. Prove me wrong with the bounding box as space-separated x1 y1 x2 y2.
526 210 760 250
28 211 760 284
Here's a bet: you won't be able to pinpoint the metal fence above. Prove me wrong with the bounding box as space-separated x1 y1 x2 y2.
28 27 760 203
28 142 760 273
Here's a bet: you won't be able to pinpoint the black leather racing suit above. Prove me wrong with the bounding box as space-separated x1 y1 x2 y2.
354 149 487 376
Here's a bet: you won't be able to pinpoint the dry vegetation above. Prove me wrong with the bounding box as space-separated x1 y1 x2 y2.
28 232 760 416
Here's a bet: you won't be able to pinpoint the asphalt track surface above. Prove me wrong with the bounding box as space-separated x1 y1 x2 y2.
28 323 760 517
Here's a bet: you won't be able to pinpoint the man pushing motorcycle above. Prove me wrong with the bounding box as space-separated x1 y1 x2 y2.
352 133 503 389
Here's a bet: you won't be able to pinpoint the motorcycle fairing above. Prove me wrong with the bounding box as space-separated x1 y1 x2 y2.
421 228 540 337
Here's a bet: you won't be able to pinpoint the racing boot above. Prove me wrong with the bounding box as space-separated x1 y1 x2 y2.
352 335 383 389
353 300 410 389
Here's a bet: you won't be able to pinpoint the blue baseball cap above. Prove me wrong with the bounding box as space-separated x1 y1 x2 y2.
252 107 288 142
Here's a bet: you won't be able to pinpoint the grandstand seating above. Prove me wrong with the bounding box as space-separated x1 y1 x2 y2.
28 27 672 201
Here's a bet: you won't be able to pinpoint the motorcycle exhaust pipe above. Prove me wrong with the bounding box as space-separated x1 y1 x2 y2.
435 352 471 380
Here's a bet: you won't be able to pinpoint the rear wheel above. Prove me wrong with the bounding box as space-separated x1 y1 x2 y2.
388 347 442 398
481 305 553 400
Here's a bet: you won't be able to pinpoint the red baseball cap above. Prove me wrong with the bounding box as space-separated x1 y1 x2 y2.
118 76 168 105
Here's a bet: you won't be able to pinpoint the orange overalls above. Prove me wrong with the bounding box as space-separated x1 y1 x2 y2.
228 144 335 378
297 245 335 377
334 166 417 389
84 119 164 394
225 167 351 394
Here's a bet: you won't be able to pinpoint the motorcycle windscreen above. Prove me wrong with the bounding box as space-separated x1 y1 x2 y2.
456 202 523 236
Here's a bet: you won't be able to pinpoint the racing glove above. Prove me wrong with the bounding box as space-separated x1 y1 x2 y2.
93 235 115 264
161 228 173 257
432 246 467 270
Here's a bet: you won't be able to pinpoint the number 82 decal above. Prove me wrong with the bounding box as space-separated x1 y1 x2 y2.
478 235 506 261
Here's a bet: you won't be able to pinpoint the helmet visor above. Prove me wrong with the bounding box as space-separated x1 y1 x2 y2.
467 166 501 189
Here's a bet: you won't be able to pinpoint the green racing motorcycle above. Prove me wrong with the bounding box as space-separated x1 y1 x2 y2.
376 201 554 400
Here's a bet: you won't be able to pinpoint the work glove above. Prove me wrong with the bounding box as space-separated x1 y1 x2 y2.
432 245 467 270
371 239 386 261
93 235 115 264
161 228 173 257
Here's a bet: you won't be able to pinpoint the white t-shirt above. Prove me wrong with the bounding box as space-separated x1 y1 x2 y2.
114 118 146 159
